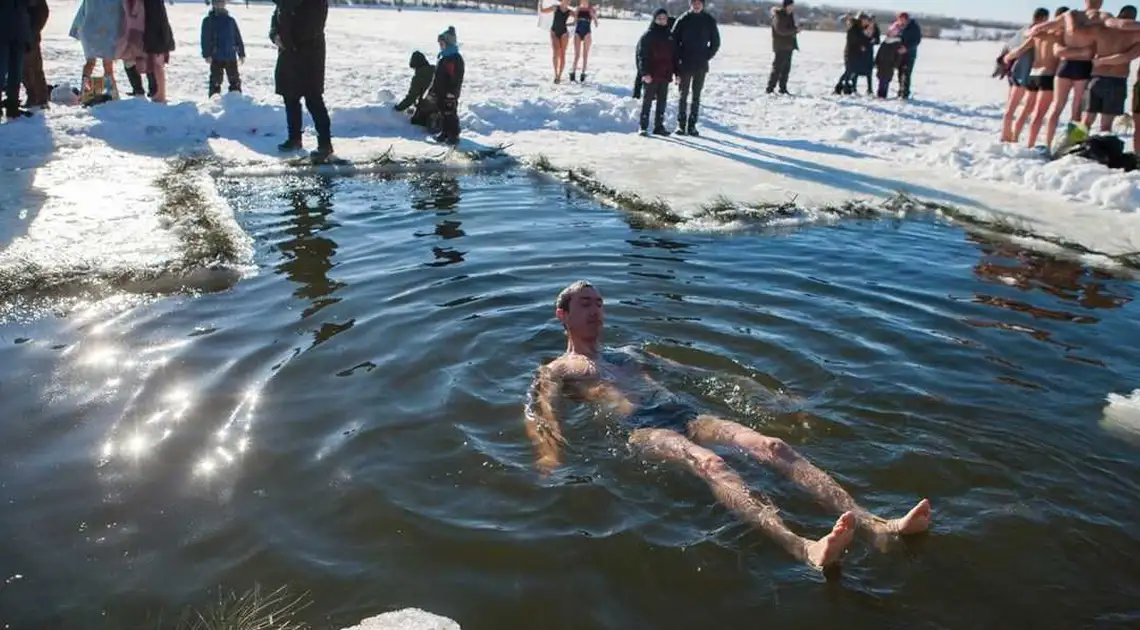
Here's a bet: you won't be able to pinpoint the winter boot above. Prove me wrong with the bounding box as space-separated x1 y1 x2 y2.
278 138 303 152
580 73 587 83
687 121 699 137
311 141 335 161
652 125 671 137
638 127 650 137
4 99 31 120
570 72 576 82
675 116 687 136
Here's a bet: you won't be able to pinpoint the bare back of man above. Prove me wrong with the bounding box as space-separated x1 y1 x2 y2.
1085 7 1140 131
524 280 933 571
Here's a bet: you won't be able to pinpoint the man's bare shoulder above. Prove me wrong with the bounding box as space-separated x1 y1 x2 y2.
543 354 594 379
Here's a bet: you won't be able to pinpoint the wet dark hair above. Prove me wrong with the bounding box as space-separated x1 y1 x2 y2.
1055 6 1069 16
1034 7 1050 20
1120 5 1137 19
557 280 595 312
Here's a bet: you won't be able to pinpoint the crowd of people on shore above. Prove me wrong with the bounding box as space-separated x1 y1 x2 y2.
996 1 1140 165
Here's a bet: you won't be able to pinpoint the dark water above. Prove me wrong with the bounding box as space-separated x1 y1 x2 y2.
2 169 1140 630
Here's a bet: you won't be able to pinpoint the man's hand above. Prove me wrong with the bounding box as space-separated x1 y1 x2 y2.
239 56 245 65
642 74 653 84
536 452 560 478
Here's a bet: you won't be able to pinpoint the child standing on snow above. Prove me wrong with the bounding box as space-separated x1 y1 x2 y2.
201 0 245 97
636 8 677 136
431 26 464 145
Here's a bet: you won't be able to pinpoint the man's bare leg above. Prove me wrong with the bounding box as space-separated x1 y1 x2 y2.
687 416 931 549
1013 91 1038 142
1045 79 1073 148
629 428 855 569
1027 91 1055 148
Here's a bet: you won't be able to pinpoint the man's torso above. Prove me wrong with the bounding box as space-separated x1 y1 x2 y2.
1093 23 1135 76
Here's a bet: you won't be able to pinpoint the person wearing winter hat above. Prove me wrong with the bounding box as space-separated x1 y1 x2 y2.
270 0 335 160
201 0 246 98
395 50 439 132
636 8 678 136
430 26 464 145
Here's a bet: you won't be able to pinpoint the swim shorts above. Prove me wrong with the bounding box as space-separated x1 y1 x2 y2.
625 400 701 434
1057 60 1094 81
1026 74 1055 92
1084 76 1128 116
1133 81 1140 114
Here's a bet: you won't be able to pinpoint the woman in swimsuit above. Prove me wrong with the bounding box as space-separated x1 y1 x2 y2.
570 0 598 83
541 0 574 83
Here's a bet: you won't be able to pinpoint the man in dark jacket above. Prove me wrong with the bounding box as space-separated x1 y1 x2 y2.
271 0 334 159
897 12 921 99
633 14 674 100
21 0 48 108
671 0 719 136
767 0 799 94
637 8 677 136
0 0 34 119
431 26 464 145
201 0 246 97
395 49 436 130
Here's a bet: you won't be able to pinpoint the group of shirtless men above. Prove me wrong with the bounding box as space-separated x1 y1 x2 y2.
1001 0 1140 154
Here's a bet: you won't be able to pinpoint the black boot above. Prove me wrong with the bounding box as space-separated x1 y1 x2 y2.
278 138 303 152
580 73 587 83
687 121 699 137
311 139 334 160
675 117 687 136
652 124 671 137
4 99 32 119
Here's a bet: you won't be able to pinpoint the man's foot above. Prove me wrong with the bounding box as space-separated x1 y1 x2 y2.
885 498 932 535
804 512 855 569
570 72 576 82
652 126 671 137
580 73 587 83
638 128 650 136
278 139 303 152
311 143 334 161
674 126 687 136
687 125 699 137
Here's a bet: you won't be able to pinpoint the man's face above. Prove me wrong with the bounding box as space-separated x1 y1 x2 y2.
785 2 794 13
690 0 703 13
558 286 604 340
654 12 669 25
1086 0 1103 11
898 14 909 25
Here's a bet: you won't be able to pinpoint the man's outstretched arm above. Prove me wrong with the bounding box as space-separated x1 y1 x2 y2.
523 365 566 476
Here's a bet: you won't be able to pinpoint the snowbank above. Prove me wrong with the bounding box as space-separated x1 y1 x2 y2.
343 608 461 630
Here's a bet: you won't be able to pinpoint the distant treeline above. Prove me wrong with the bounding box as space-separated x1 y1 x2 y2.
323 0 1020 36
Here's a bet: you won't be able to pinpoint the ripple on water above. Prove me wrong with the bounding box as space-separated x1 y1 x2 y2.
1 171 1140 629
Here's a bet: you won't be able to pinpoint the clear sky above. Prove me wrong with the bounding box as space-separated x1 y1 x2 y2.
857 0 1108 23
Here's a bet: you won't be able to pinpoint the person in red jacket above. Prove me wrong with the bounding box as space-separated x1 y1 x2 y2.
636 8 677 137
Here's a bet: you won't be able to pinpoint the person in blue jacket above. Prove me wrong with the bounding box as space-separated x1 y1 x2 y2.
201 0 246 97
897 11 921 99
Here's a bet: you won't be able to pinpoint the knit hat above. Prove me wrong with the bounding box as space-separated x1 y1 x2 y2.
653 7 668 17
438 26 457 47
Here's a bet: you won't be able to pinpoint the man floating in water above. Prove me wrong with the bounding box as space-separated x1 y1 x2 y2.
523 280 932 570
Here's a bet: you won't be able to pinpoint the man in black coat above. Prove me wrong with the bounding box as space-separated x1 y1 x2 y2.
767 0 799 94
671 0 719 136
0 0 34 119
271 0 334 159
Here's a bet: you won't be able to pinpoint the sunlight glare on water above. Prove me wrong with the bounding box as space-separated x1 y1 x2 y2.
1 171 1138 630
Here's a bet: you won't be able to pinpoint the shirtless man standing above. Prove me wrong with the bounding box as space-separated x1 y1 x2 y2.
1005 6 1071 149
1032 1 1140 148
1084 6 1140 132
1003 7 1061 145
523 280 933 570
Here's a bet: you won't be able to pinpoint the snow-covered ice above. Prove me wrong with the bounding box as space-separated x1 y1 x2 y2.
2 0 1140 299
1103 389 1140 446
341 608 461 630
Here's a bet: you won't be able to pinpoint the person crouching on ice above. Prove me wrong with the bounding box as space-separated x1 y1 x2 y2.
431 26 464 145
636 8 677 136
394 50 439 133
201 0 246 97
